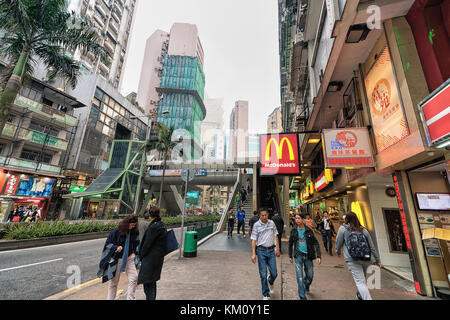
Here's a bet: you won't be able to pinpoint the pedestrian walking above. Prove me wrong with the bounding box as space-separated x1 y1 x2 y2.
271 211 284 254
137 206 167 300
335 212 381 300
288 213 321 300
236 206 246 238
227 210 235 239
248 211 259 237
246 178 252 195
138 211 151 244
305 214 314 230
240 186 247 203
98 214 140 300
235 192 242 209
251 208 281 300
318 211 336 255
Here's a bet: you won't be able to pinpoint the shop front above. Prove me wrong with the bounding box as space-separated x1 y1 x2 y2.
0 171 56 221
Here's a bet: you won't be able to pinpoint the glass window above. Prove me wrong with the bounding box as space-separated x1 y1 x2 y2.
94 88 104 100
96 121 103 132
119 107 125 116
102 126 109 136
99 113 106 123
104 95 110 105
383 209 408 253
106 107 113 117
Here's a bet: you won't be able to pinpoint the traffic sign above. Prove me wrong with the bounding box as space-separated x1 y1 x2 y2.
181 168 195 182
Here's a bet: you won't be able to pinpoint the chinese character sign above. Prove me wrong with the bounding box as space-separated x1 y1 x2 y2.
364 46 410 152
323 128 374 168
260 134 300 175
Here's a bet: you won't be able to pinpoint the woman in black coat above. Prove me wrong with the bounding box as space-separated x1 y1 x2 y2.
137 206 167 300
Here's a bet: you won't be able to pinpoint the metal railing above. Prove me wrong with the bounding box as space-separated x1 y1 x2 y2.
216 169 241 233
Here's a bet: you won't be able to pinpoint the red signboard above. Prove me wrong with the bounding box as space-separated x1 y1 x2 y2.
419 79 450 146
260 134 300 175
4 174 20 195
0 171 7 194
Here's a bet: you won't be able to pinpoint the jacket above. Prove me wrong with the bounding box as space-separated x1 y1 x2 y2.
137 217 167 284
271 215 284 235
288 226 321 260
335 224 381 264
318 218 336 235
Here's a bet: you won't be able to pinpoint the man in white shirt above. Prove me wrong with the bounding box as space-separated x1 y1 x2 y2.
251 208 281 300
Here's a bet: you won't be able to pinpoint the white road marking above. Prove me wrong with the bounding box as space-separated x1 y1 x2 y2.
0 258 63 273
0 238 106 255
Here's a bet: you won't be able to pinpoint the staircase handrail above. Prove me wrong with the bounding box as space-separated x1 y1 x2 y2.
216 168 241 232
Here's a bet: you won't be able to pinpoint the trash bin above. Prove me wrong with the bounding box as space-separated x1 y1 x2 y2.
183 231 198 258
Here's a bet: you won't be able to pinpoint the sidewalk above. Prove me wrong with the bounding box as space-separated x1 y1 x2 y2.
46 231 433 300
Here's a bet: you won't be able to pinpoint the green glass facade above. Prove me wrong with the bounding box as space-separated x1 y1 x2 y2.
158 55 206 159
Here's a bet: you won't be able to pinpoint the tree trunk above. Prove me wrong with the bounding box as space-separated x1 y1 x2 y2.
0 50 29 135
159 151 168 209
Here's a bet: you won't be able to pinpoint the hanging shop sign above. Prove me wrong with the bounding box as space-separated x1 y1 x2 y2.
322 128 374 168
260 134 300 175
315 169 335 192
364 46 410 152
418 79 450 148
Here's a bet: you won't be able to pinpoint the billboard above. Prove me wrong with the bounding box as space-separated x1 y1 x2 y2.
17 176 55 198
260 134 300 175
322 128 374 168
364 46 410 152
419 79 450 147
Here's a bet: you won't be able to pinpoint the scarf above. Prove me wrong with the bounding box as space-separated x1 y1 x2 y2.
120 231 130 272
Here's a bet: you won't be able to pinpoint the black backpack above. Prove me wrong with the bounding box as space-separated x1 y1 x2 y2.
346 227 371 261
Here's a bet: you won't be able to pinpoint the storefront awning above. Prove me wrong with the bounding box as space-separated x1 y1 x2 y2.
63 168 125 199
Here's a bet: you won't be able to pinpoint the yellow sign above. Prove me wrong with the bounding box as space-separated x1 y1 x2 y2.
325 169 334 183
351 201 366 228
266 137 295 161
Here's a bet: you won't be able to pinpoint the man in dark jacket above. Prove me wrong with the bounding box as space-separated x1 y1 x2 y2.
317 211 336 256
288 213 321 300
271 211 284 254
137 206 167 300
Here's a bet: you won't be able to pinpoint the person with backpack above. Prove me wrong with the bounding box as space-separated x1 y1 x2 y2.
137 206 167 300
335 211 381 300
236 206 246 238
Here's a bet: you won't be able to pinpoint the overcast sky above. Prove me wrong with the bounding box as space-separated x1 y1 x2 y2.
120 0 281 134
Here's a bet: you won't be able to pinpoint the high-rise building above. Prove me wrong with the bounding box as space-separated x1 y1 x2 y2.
229 101 249 160
267 107 282 133
137 23 206 159
65 0 138 89
202 98 224 160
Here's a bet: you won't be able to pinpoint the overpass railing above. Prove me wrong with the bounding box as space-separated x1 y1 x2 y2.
216 169 241 233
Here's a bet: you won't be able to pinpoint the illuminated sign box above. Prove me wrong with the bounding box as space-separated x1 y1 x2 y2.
322 128 374 168
260 134 300 176
418 79 450 148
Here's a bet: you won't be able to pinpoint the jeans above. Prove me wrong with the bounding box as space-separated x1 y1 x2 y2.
256 247 278 297
294 252 314 300
143 282 157 300
237 221 245 234
322 230 333 254
347 261 372 300
228 222 234 236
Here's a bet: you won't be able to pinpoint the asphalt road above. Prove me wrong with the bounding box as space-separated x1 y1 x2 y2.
0 226 191 300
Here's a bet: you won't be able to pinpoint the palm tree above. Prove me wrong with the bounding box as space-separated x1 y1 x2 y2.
207 185 222 213
142 122 177 208
0 0 107 134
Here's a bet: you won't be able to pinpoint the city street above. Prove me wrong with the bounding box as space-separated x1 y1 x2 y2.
0 227 185 300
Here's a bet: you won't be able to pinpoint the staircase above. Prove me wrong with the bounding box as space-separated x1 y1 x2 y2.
233 192 254 224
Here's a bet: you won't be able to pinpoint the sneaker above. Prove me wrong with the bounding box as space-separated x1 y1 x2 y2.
263 296 270 300
268 278 274 294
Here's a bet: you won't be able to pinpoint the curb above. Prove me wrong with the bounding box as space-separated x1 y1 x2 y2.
0 232 111 252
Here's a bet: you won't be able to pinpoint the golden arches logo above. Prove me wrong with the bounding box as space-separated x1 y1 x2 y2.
265 137 295 161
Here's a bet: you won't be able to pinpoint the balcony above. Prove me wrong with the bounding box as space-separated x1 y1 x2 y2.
93 13 105 29
13 95 78 127
0 155 62 175
104 41 115 54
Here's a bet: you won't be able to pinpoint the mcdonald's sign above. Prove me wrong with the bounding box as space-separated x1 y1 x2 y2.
260 134 300 175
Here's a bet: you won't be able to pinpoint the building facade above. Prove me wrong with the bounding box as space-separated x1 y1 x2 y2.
137 23 206 159
66 0 138 89
0 63 84 221
280 0 450 298
229 100 249 161
267 106 283 133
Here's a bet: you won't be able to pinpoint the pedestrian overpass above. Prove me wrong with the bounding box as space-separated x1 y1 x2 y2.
63 140 271 223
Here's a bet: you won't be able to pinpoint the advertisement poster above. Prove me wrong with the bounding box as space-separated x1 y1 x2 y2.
4 174 20 195
260 134 300 175
322 128 374 168
0 171 8 193
365 46 410 152
17 176 55 197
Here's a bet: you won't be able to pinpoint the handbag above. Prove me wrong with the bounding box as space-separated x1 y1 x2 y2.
166 229 179 255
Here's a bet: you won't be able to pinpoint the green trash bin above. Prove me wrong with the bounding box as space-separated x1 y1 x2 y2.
183 231 198 258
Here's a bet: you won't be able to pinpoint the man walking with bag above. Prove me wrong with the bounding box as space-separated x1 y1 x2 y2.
251 208 280 300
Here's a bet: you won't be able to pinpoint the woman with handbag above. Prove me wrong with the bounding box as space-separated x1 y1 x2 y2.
335 212 381 300
99 214 140 300
137 206 167 300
